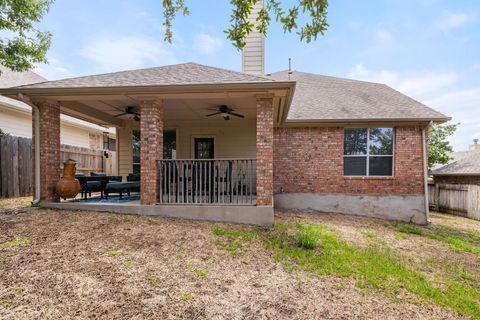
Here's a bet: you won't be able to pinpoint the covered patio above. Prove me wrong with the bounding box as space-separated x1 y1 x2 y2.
0 63 294 225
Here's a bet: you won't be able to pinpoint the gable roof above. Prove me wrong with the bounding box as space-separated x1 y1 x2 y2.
13 62 274 89
268 70 449 123
0 65 46 88
0 65 46 110
431 150 480 176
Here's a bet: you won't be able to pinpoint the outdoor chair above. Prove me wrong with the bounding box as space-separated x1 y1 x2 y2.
104 173 140 200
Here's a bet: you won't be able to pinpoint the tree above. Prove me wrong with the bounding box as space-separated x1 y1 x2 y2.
0 128 10 138
0 0 53 72
162 0 329 49
428 123 458 170
0 0 328 73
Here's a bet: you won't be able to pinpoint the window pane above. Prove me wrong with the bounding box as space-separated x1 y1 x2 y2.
344 157 367 176
369 157 393 176
344 128 367 155
163 129 176 159
369 128 393 155
132 164 141 175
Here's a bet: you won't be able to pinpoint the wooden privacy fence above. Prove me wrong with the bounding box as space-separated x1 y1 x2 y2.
428 183 480 220
0 135 116 198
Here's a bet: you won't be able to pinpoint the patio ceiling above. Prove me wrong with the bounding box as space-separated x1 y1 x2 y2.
0 84 293 127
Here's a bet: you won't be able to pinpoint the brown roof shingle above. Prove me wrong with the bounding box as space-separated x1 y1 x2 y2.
432 150 480 175
14 62 273 89
268 70 449 122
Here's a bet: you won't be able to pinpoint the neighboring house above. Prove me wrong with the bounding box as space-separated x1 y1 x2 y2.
0 65 115 149
0 2 449 226
431 140 480 185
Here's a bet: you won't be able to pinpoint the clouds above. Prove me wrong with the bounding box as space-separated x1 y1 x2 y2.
193 33 224 55
80 35 178 72
433 13 476 30
347 64 479 151
375 30 393 42
35 57 71 80
347 64 456 98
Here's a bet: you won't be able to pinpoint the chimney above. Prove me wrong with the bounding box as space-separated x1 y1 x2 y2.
470 139 480 151
241 0 265 76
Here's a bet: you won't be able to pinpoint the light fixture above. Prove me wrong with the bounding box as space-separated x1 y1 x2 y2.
102 131 109 158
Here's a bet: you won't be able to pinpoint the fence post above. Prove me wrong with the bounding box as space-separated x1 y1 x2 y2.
434 183 440 211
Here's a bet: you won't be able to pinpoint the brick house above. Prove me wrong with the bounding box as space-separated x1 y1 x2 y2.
432 141 480 186
0 3 449 226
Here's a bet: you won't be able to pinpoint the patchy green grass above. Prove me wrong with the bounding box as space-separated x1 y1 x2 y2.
394 232 408 240
123 260 135 268
106 250 128 257
1 238 31 248
180 292 193 302
361 230 377 239
0 197 31 210
396 223 480 256
212 225 258 256
193 268 208 278
213 222 480 319
147 275 159 288
0 298 12 309
295 224 320 249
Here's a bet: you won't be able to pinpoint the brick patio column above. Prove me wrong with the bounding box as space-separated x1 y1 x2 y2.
32 100 61 202
256 97 274 206
139 99 163 205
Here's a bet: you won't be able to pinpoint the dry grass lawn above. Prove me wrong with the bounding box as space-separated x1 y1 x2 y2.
0 197 479 319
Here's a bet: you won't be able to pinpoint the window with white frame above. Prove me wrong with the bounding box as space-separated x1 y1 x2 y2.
343 128 394 176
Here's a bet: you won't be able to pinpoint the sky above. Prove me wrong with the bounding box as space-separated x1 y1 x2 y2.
33 0 480 151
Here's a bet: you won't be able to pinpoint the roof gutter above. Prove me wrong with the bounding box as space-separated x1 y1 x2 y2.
17 93 41 206
0 81 297 97
282 117 451 125
432 173 480 176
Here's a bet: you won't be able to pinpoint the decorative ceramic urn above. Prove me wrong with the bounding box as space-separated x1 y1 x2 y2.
56 159 81 199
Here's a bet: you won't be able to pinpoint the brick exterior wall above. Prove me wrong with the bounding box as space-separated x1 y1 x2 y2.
33 100 61 202
256 97 274 206
140 100 163 205
273 126 426 195
434 175 480 186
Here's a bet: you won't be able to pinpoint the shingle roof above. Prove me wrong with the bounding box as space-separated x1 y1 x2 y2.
268 70 449 122
0 65 46 109
432 150 480 175
14 62 273 89
0 65 46 88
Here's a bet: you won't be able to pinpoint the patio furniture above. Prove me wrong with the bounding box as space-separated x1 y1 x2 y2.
75 173 122 199
104 180 140 199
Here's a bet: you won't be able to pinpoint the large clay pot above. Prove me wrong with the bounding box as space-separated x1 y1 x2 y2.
56 159 81 199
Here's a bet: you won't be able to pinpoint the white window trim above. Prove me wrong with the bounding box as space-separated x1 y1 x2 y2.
343 128 395 177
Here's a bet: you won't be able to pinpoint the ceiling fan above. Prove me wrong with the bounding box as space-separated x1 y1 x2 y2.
205 105 245 120
114 106 140 121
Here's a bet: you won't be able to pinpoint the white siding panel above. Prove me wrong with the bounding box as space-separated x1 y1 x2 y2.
117 126 133 180
60 124 90 148
0 106 32 137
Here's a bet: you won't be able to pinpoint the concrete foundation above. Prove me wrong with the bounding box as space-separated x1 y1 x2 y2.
41 202 274 226
274 193 428 224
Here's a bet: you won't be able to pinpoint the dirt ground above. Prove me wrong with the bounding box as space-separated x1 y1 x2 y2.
0 202 478 319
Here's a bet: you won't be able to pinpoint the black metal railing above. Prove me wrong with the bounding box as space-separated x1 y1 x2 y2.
157 159 256 205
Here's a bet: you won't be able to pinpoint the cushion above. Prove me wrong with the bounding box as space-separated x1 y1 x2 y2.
90 172 106 177
127 173 140 181
86 181 102 189
105 181 140 192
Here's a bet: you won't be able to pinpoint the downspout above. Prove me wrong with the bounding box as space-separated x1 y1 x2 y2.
422 122 432 224
17 93 41 206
